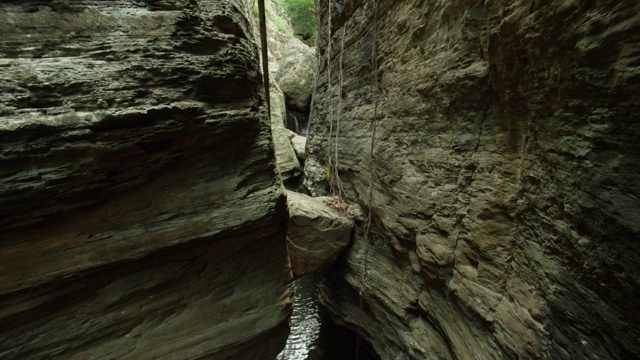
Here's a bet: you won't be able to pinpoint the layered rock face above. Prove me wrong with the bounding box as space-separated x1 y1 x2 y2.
0 1 293 359
307 1 640 359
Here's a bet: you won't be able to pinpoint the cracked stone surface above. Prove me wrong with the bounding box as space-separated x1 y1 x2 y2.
0 1 292 359
306 1 640 359
286 190 353 279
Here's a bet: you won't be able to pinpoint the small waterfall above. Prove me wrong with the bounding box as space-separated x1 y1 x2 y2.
292 112 301 134
286 106 309 136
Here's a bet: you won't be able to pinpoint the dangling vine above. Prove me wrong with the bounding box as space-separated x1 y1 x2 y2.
356 0 380 357
326 0 348 200
333 20 347 199
326 0 335 195
327 0 348 206
362 0 379 300
320 1 381 354
257 0 271 119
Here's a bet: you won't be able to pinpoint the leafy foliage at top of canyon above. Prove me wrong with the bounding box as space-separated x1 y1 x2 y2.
276 0 316 44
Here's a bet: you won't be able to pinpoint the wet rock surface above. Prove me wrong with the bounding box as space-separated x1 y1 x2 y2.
0 1 292 359
307 0 640 359
286 190 353 279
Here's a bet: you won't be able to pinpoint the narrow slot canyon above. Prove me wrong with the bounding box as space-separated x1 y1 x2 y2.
0 1 639 360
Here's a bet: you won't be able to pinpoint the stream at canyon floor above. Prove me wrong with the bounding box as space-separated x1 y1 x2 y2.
277 275 377 360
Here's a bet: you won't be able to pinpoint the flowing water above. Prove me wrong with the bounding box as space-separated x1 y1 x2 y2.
286 108 309 136
276 275 377 360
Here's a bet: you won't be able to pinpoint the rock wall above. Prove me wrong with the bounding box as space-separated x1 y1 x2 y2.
0 1 292 359
256 0 301 181
306 0 640 359
254 0 316 183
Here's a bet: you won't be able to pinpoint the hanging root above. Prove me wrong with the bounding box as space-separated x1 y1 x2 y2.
333 21 347 199
356 0 380 358
326 0 336 196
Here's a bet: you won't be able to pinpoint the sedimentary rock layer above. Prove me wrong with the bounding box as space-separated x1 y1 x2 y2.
0 1 292 359
307 1 640 359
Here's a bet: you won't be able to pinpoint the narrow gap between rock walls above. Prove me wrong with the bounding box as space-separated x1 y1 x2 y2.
254 0 381 359
276 275 379 360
